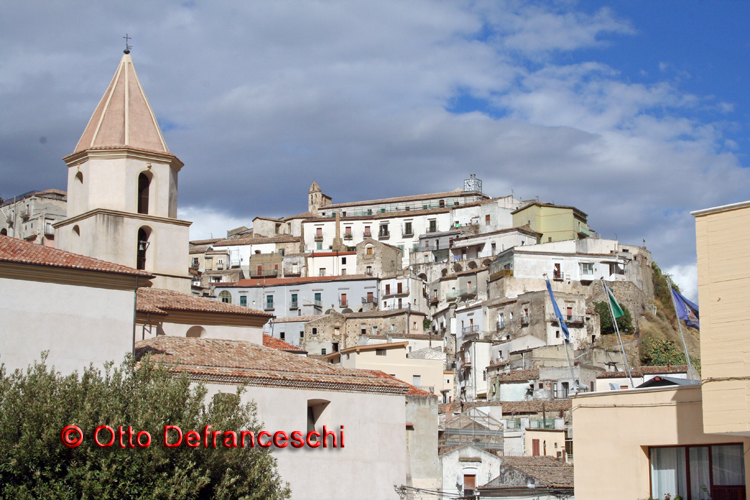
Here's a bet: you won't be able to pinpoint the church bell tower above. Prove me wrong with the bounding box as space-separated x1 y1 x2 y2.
54 48 191 293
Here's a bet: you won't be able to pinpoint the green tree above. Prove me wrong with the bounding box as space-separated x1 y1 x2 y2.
594 301 634 335
0 354 290 500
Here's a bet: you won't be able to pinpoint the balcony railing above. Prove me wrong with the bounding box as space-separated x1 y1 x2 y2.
339 299 348 307
521 316 530 326
489 269 513 281
462 324 480 335
344 234 353 240
378 230 390 240
548 314 584 325
361 295 377 304
250 269 279 277
312 300 323 309
364 231 372 238
458 288 477 298
496 321 505 331
446 291 458 301
290 301 298 310
553 271 565 281
314 236 324 242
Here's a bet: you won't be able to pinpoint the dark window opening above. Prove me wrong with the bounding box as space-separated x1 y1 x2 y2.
137 173 150 215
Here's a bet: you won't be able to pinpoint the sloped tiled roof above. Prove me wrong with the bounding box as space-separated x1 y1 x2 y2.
486 456 574 489
135 337 409 395
212 235 300 247
262 334 307 354
225 275 375 287
0 235 152 278
273 315 326 324
137 288 271 317
362 370 436 398
345 308 426 319
499 400 572 414
73 53 170 155
495 368 540 383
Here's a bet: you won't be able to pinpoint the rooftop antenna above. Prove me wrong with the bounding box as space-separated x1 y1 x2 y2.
123 33 132 54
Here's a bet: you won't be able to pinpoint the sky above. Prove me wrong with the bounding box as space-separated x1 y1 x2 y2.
2 0 750 302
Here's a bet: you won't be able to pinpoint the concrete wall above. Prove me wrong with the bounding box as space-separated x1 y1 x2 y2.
342 347 444 393
405 395 441 490
0 276 134 374
524 429 566 458
695 202 750 435
440 446 502 497
201 382 409 500
140 321 263 344
572 385 750 500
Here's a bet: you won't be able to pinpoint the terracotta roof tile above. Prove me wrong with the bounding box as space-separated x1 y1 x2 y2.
498 400 572 414
273 315 326 324
362 370 436 398
483 456 573 489
135 337 409 395
262 334 307 354
0 235 152 278
496 368 540 382
345 308 426 319
212 235 300 246
137 288 271 317
224 275 375 287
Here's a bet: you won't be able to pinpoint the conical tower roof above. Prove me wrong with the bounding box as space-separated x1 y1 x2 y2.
74 53 170 154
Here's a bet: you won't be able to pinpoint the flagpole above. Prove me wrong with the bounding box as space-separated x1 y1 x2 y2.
602 279 635 388
666 276 695 381
545 276 578 394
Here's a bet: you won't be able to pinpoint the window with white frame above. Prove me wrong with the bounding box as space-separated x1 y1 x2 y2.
580 262 594 275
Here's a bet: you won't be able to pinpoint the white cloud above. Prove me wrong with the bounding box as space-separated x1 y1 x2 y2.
178 206 251 242
1 0 747 281
665 263 698 303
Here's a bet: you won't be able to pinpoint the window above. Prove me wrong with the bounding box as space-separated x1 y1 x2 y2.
404 222 412 235
580 262 594 275
553 263 562 279
137 173 150 214
316 242 322 250
314 292 322 304
291 293 298 309
341 257 347 265
240 296 247 307
345 226 352 236
300 331 304 339
136 227 150 270
319 268 326 277
650 445 746 500
265 295 274 310
316 227 322 238
364 226 371 237
532 439 540 456
366 245 373 256
361 323 367 335
312 328 318 336
341 268 346 275
376 349 386 356
397 283 403 294
219 291 232 304
340 293 347 307
412 375 421 387
321 348 326 355
429 220 437 232
280 332 285 340
385 284 391 295
192 257 199 268
485 214 491 226
366 266 372 276
439 200 445 208
491 242 496 253
379 224 389 237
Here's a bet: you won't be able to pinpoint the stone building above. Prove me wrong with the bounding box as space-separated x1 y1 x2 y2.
0 189 67 245
355 237 402 277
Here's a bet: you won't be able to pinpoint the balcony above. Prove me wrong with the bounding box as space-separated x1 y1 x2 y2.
20 209 30 221
462 324 480 335
250 269 279 277
314 236 324 242
361 295 377 304
364 231 372 238
290 301 298 310
378 230 390 240
458 288 477 299
489 269 513 281
548 314 584 326
496 321 505 331
445 291 458 302
312 300 323 309
429 295 439 306
344 234 353 240
521 315 530 326
339 299 348 308
553 271 565 281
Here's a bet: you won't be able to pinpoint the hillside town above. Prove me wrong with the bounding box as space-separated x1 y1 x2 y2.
1 50 748 500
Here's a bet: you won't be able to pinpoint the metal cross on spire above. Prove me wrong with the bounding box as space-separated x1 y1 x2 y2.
123 33 132 54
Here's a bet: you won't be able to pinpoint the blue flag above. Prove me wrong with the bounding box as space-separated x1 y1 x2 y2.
546 280 570 341
670 286 699 330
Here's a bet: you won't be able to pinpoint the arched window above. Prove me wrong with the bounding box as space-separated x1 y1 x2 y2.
218 291 232 304
137 173 150 214
186 326 206 338
137 227 150 270
0 228 6 236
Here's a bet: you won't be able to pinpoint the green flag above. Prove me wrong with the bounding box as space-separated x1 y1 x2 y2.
607 286 624 318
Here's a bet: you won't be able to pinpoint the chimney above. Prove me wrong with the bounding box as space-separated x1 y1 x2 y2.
332 212 344 252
